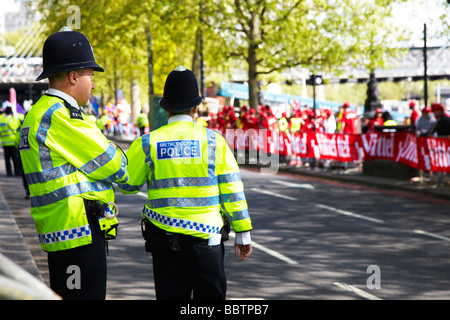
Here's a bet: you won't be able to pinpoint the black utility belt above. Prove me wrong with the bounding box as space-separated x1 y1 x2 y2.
166 231 210 245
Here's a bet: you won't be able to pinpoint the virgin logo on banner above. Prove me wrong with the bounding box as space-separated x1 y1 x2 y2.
225 129 450 173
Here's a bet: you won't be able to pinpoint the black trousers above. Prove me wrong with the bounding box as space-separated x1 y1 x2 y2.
3 146 20 176
148 224 226 300
47 202 107 300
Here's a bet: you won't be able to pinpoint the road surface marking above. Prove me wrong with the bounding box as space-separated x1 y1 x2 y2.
317 204 384 224
137 191 298 264
272 179 315 189
230 231 298 265
413 230 450 242
250 188 297 201
333 282 382 300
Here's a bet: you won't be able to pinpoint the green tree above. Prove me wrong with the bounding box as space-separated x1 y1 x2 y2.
35 0 201 105
202 0 408 110
34 0 411 112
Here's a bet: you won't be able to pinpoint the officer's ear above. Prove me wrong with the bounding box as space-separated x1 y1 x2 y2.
68 70 78 85
190 106 198 117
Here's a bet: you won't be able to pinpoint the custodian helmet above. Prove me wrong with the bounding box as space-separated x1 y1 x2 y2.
159 65 203 112
36 28 104 81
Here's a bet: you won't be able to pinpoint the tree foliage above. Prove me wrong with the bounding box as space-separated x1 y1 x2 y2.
35 0 410 108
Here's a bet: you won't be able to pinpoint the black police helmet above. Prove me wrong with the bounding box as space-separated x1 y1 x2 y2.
159 66 203 112
36 28 104 81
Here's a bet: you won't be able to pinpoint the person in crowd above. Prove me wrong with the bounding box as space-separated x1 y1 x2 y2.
238 105 249 130
427 103 450 138
261 106 278 131
338 103 358 134
96 109 109 135
278 112 289 132
226 106 238 129
409 101 420 127
415 106 436 137
136 110 149 136
322 109 337 134
216 106 227 134
367 108 384 132
380 111 397 127
0 106 21 176
247 108 259 130
290 109 303 134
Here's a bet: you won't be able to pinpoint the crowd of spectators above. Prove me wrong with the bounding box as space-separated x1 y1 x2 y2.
200 100 450 140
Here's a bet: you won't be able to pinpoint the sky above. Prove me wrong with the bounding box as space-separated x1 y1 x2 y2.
390 0 449 47
1 0 449 47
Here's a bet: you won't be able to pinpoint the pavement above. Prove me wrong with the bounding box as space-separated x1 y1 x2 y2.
0 136 449 299
0 148 44 290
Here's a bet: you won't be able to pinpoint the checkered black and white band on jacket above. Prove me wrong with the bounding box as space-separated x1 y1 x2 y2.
143 206 221 235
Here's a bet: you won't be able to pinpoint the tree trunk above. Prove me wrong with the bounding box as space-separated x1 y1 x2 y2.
192 29 202 90
130 77 141 124
248 44 259 110
247 10 260 110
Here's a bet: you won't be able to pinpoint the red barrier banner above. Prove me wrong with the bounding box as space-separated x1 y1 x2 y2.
418 136 450 173
224 129 450 172
307 133 365 162
361 132 420 169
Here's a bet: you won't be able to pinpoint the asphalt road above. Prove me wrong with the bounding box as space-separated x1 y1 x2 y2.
105 165 450 300
3 144 450 300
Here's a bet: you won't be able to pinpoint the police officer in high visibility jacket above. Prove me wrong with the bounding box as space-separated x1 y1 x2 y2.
136 110 149 136
0 106 21 176
19 28 128 300
118 66 252 300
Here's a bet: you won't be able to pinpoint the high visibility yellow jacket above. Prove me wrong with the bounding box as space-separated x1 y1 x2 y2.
0 114 20 146
290 117 302 133
118 118 252 239
96 114 108 131
19 95 128 252
278 117 289 132
136 113 149 128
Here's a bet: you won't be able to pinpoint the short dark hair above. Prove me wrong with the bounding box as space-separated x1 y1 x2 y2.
48 68 89 85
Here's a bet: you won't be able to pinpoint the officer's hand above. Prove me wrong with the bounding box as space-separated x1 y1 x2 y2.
235 244 252 262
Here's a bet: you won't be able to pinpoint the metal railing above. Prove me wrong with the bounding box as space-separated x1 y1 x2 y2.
0 253 60 300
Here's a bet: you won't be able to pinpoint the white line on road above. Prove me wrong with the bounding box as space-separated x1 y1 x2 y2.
317 204 384 224
230 231 298 265
272 179 315 190
250 188 297 201
333 282 382 300
135 192 298 265
413 229 450 242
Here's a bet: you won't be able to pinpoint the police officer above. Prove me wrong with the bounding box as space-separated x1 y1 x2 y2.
0 106 20 176
136 110 149 136
19 28 129 300
118 66 252 300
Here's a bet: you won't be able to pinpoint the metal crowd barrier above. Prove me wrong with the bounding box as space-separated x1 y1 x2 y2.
0 253 60 300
